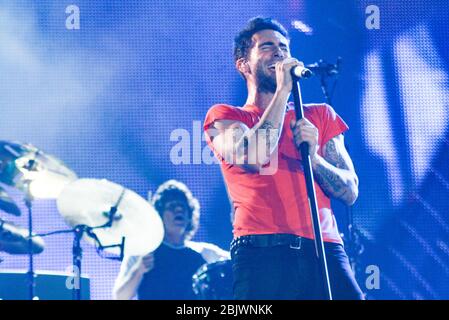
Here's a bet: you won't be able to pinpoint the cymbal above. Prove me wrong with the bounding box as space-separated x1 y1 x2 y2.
0 219 45 255
56 179 164 256
0 186 21 216
0 141 77 199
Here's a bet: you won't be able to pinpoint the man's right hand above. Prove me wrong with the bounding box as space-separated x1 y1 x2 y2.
275 58 302 93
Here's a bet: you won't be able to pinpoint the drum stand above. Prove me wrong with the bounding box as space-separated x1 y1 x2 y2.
34 205 125 300
25 195 36 300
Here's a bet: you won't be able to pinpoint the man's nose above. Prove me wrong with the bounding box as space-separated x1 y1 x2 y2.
273 46 285 58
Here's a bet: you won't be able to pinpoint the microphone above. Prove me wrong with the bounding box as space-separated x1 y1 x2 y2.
291 65 313 79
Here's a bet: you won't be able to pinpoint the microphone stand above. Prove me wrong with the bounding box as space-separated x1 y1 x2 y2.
25 195 36 300
33 219 125 300
291 72 332 300
23 176 38 300
308 58 364 279
306 57 341 107
307 59 367 296
33 189 126 300
73 188 126 300
70 223 124 300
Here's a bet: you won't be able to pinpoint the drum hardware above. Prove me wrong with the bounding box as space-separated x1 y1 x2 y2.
192 259 233 300
1 141 165 300
33 206 127 300
55 178 164 299
56 178 164 257
0 186 21 216
0 141 77 300
0 218 44 254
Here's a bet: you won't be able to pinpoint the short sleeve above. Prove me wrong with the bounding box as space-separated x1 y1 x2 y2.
203 104 251 163
319 104 349 146
203 104 251 131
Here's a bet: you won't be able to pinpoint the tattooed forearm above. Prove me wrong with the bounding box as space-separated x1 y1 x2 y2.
259 120 275 130
234 119 281 167
258 120 281 157
219 89 289 171
322 138 349 169
312 137 358 205
313 160 348 198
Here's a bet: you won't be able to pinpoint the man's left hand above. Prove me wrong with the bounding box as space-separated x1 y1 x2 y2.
290 118 319 159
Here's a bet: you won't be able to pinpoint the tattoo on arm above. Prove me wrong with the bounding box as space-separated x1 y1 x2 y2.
258 120 281 156
259 120 275 130
235 120 281 165
322 138 349 170
312 137 355 203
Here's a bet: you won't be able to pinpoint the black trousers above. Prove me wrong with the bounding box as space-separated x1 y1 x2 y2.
231 235 365 300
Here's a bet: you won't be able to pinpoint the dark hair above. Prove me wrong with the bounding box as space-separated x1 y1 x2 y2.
233 17 289 62
150 180 200 240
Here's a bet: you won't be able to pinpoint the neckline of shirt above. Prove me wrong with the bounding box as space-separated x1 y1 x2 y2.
243 103 293 113
162 241 186 250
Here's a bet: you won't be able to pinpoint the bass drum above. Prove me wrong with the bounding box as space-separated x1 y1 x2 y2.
192 259 233 300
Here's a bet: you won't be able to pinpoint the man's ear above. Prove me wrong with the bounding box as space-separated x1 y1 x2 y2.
236 58 250 76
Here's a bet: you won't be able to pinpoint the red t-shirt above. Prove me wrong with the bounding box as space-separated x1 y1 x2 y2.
203 103 348 244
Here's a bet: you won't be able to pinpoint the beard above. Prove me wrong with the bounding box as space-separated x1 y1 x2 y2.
255 62 277 93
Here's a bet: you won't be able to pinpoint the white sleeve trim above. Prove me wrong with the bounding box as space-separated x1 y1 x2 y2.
186 241 231 264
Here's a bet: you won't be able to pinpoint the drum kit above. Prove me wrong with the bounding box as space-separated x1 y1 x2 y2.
0 141 164 300
192 259 233 300
0 140 234 300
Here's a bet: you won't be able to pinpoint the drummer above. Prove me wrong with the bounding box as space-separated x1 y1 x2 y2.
112 179 229 300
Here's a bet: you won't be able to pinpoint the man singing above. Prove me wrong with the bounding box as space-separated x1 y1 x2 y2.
203 17 364 299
